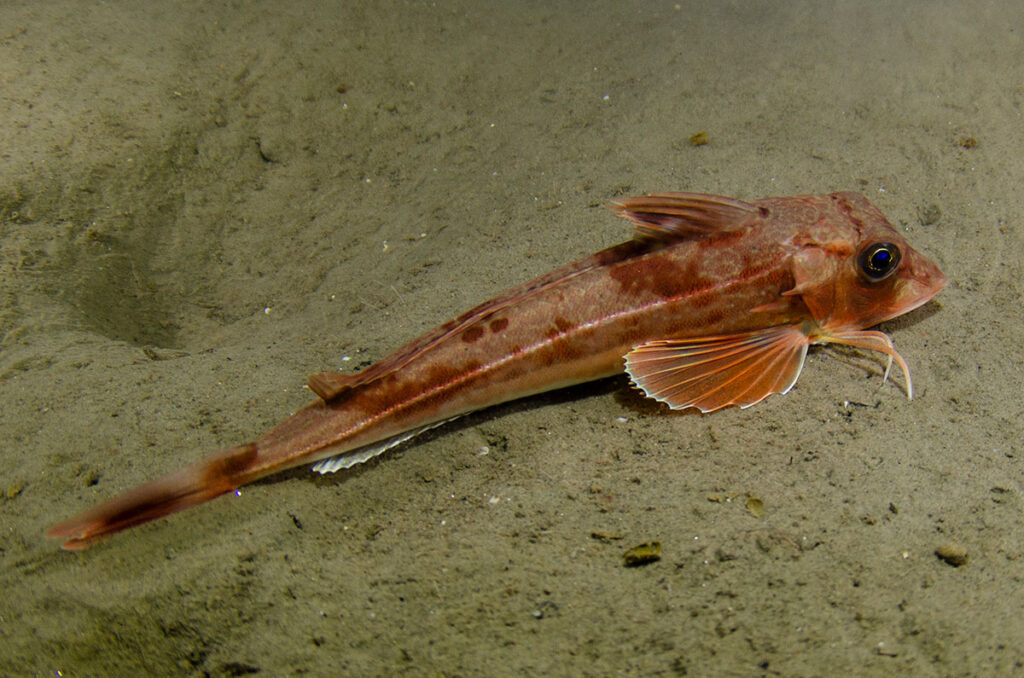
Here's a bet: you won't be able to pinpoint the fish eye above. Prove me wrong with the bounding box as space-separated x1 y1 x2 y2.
858 242 902 281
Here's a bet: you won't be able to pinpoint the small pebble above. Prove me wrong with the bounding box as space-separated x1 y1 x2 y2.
623 540 662 567
935 543 968 567
917 203 942 226
688 131 708 146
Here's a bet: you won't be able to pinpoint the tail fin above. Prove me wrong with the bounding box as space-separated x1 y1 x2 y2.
46 444 258 551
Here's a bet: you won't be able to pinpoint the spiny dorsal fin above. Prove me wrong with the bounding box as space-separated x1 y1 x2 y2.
611 192 759 242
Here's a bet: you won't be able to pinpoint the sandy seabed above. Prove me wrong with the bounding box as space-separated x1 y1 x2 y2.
1 1 1021 675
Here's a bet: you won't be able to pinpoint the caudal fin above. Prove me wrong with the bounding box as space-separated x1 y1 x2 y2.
46 444 258 551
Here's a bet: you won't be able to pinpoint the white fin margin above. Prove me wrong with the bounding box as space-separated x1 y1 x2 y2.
311 418 458 474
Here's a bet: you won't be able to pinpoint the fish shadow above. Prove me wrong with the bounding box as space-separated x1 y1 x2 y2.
881 297 944 331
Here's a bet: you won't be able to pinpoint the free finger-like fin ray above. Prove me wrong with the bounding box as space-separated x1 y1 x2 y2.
813 329 914 399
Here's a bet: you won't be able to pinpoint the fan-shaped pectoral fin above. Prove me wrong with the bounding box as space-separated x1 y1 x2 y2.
624 325 810 413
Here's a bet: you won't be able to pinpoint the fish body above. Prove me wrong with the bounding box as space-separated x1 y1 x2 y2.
48 191 946 549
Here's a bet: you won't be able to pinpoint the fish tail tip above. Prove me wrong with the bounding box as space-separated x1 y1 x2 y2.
46 444 258 551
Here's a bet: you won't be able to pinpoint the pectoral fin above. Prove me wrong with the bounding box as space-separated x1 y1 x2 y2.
624 326 809 413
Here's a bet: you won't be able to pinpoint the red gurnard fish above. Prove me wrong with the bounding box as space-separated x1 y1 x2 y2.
48 191 946 550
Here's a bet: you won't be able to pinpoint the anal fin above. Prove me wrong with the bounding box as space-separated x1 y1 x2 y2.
311 418 459 474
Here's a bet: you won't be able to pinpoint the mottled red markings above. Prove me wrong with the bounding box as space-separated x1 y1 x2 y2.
553 316 573 332
461 325 485 343
609 254 716 302
696 229 745 250
594 240 656 266
738 259 778 284
688 289 716 309
351 360 484 417
833 195 867 232
610 256 681 299
536 336 588 367
702 309 726 326
489 317 509 333
756 265 796 299
544 315 575 340
555 337 589 362
206 444 259 480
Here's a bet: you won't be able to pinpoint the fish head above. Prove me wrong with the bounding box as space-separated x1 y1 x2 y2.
789 192 947 332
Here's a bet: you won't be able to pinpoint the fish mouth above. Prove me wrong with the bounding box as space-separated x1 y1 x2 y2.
886 259 947 323
919 258 948 303
896 288 940 319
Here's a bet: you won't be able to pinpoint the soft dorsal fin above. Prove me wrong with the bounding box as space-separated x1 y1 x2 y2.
308 371 360 401
611 192 758 242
